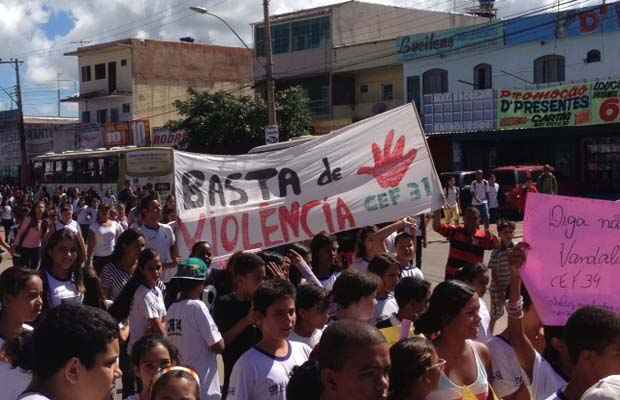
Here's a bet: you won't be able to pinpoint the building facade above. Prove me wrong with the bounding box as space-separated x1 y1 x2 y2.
253 0 485 133
398 2 620 195
64 38 254 129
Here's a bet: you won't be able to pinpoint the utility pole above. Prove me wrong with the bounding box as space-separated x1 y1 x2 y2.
0 59 28 186
57 73 61 117
263 0 279 143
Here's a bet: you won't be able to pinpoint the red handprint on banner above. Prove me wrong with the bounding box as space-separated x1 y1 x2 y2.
357 129 418 189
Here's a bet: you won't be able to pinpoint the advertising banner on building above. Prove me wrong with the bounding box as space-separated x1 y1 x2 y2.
152 128 187 147
79 124 105 149
498 80 620 129
25 125 54 156
397 23 503 61
504 3 620 47
423 90 496 134
174 104 444 259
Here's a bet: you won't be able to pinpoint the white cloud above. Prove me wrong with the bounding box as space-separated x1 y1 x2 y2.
0 0 595 115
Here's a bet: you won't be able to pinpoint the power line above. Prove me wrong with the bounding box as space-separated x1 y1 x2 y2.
130 0 595 121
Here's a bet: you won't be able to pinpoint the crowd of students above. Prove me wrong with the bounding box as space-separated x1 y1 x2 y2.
0 182 618 400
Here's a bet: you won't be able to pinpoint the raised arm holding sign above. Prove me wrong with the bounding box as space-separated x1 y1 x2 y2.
522 193 620 326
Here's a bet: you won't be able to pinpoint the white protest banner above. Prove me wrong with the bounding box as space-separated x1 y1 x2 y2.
523 193 620 325
174 104 443 259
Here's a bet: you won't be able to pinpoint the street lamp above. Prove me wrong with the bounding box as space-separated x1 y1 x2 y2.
189 6 251 50
190 4 277 144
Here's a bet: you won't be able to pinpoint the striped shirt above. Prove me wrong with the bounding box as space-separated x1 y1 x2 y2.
100 262 131 301
436 224 498 280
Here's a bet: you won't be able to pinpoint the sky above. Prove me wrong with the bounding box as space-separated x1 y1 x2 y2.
0 0 599 117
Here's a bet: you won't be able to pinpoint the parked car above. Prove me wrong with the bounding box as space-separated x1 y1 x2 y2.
492 165 553 218
439 171 478 210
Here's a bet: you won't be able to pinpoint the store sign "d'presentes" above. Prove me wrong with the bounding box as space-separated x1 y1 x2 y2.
497 80 620 129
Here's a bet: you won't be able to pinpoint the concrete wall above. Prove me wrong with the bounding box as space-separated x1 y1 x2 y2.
78 47 133 94
73 39 253 128
333 1 486 48
333 64 404 120
255 1 484 81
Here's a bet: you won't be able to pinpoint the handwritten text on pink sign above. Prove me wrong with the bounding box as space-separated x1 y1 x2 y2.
523 193 620 325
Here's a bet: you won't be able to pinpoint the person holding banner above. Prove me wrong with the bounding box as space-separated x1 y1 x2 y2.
432 207 498 280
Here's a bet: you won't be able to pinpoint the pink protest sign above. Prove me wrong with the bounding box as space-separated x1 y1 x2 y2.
522 193 620 325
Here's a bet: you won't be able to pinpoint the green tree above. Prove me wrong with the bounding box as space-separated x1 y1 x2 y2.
276 86 312 142
167 86 312 154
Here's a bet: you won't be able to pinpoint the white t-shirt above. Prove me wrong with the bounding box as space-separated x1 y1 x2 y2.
0 336 31 400
90 221 123 257
374 295 399 325
487 183 500 209
167 299 223 400
471 180 489 206
128 285 167 353
289 328 324 349
124 395 139 400
17 394 51 400
445 186 459 208
400 265 424 280
533 353 567 400
487 336 527 398
1 205 12 220
55 219 82 235
138 223 176 282
477 298 492 342
351 258 369 273
227 341 311 400
319 272 340 292
45 271 83 307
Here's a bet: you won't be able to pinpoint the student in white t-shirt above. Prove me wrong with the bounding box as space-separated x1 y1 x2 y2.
15 303 122 400
128 335 181 400
88 203 124 275
228 279 311 400
166 258 225 400
0 267 43 400
368 254 401 325
545 307 620 400
109 248 167 354
289 284 329 349
39 229 86 310
137 195 178 283
455 263 492 342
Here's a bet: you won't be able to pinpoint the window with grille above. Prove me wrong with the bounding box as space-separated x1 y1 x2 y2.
533 55 565 84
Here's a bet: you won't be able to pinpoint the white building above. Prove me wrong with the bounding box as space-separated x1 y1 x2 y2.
397 2 620 195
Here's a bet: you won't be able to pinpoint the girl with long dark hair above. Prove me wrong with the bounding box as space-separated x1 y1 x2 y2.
110 248 167 354
100 229 145 302
0 267 43 399
416 280 495 400
39 228 88 310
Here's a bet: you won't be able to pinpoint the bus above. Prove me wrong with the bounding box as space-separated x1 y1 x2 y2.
32 146 174 197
